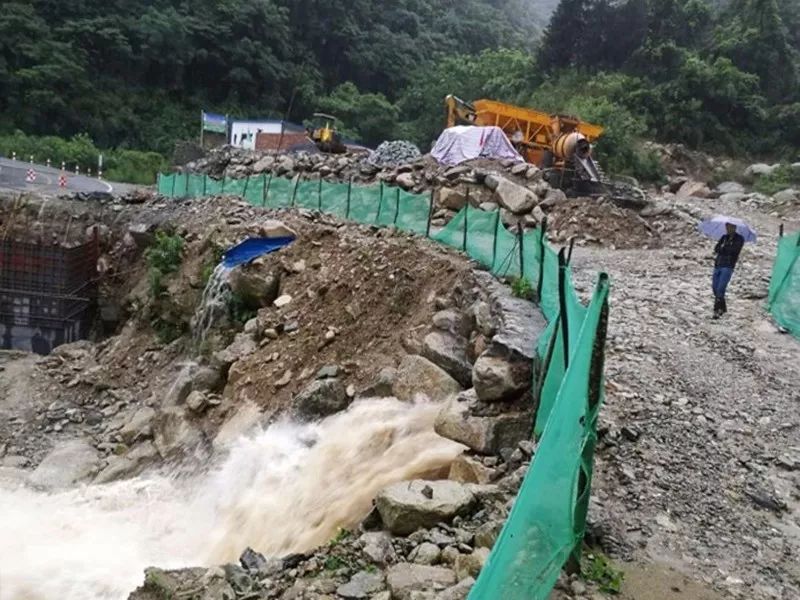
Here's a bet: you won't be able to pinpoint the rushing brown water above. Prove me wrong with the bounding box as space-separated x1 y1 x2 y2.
0 398 464 600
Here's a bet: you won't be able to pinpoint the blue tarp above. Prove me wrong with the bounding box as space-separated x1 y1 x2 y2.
222 236 294 268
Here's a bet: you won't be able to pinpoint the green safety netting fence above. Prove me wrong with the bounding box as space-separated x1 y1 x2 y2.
157 172 611 600
768 230 800 338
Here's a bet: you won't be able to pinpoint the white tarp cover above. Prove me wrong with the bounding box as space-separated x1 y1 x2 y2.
431 126 524 166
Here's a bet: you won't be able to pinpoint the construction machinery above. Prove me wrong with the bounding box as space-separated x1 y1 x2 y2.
444 95 643 201
308 113 346 154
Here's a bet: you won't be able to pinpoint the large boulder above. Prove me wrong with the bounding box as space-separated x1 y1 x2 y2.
152 407 206 459
484 174 537 214
396 172 416 190
448 454 494 484
252 156 276 173
539 187 567 208
434 396 534 455
676 179 711 199
358 367 398 398
472 354 529 402
421 332 472 387
432 309 471 338
293 378 350 420
337 570 385 599
360 531 397 566
744 163 778 179
438 188 467 211
773 188 799 203
119 406 156 444
386 564 457 600
719 192 746 203
376 480 476 535
228 266 280 309
393 355 462 402
93 441 159 484
213 333 258 368
258 219 297 238
716 181 745 194
28 440 100 490
453 548 489 581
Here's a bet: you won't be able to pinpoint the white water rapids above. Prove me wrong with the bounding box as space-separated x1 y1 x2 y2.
0 398 464 600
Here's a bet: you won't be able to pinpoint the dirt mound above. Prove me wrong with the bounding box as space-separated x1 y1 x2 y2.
545 197 695 250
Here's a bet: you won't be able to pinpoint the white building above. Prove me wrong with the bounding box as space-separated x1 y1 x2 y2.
230 120 301 150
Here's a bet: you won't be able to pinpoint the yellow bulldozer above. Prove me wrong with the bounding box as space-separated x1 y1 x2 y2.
444 95 642 201
308 112 347 154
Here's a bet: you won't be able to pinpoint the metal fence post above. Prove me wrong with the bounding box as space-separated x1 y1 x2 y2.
537 217 547 301
203 173 208 196
557 247 570 370
425 190 435 238
462 197 469 252
221 175 227 194
346 177 352 219
517 222 524 278
376 181 384 223
291 175 299 207
264 172 273 207
242 175 250 198
170 174 176 197
393 187 400 225
491 209 500 271
318 176 323 211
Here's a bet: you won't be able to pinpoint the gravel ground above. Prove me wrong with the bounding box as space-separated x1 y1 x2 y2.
569 194 800 600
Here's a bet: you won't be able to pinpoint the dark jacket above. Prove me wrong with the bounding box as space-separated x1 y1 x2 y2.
714 233 744 269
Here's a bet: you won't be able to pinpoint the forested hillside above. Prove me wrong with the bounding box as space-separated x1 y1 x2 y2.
1 0 798 177
0 0 545 153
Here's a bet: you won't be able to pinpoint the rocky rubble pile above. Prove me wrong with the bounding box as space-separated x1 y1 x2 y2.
659 175 800 220
182 146 692 249
368 140 422 167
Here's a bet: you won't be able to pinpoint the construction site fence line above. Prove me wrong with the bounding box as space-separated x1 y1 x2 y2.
768 228 800 339
157 172 612 599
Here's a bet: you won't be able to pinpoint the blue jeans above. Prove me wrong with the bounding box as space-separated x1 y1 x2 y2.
712 267 734 299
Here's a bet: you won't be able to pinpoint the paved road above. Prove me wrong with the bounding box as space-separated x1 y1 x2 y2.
0 157 115 195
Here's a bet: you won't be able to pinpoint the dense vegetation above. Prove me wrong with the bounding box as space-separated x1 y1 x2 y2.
1 0 797 182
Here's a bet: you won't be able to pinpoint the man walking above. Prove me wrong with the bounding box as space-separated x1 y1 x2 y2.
712 222 744 318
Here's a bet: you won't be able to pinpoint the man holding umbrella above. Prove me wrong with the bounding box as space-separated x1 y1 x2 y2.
712 223 744 318
700 215 755 319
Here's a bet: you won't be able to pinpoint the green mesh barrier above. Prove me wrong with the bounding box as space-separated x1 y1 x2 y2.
463 205 498 268
205 176 223 196
375 184 398 227
289 179 317 210
171 173 188 197
535 317 566 437
221 177 247 198
539 246 561 322
395 189 431 236
768 231 800 338
492 222 521 278
521 229 543 284
157 173 173 195
432 207 467 250
320 181 350 219
265 176 293 208
185 174 204 198
243 175 266 206
348 184 382 223
469 274 609 600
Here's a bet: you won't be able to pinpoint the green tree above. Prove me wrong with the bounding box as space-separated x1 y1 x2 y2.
317 82 398 147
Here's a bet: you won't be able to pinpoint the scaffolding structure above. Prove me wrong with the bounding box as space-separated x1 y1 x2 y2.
0 233 98 354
